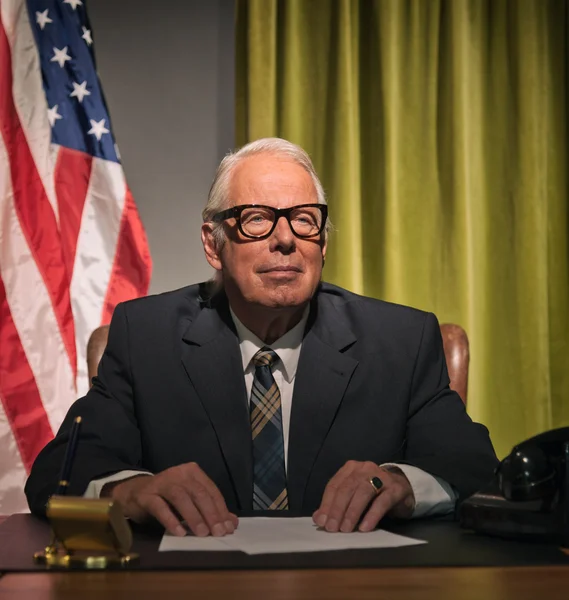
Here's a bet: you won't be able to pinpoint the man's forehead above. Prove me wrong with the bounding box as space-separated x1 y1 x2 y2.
230 153 316 203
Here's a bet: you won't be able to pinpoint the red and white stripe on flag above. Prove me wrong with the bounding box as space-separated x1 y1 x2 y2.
0 0 152 513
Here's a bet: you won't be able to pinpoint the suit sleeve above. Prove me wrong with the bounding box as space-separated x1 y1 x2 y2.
403 312 498 501
25 303 144 515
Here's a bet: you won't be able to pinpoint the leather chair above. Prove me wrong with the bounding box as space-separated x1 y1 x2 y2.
439 323 469 405
87 324 110 383
86 322 470 404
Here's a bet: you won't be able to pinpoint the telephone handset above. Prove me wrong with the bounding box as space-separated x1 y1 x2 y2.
460 427 569 544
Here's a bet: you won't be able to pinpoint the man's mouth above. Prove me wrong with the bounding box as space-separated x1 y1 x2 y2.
258 266 302 273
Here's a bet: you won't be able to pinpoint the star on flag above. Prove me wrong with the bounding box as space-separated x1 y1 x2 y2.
36 9 53 30
47 105 62 127
87 118 109 141
70 80 91 103
50 46 71 68
81 26 93 46
63 0 83 9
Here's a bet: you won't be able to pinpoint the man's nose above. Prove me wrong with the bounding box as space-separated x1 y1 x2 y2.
270 215 296 251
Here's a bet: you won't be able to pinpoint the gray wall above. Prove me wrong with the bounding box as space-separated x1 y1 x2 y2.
89 0 235 294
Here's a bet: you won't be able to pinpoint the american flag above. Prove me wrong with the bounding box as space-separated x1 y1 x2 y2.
0 0 152 513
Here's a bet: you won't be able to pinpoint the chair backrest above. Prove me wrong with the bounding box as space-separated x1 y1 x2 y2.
86 322 470 404
87 324 110 383
440 323 469 405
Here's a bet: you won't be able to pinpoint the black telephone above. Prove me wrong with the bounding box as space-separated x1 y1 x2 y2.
460 427 569 545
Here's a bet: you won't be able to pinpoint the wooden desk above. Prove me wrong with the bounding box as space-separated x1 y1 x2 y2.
1 515 568 599
1 565 569 600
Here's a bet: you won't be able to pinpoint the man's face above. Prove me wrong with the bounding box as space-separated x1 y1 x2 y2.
202 153 327 310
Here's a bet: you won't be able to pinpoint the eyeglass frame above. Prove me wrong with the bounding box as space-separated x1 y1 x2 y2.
210 203 328 240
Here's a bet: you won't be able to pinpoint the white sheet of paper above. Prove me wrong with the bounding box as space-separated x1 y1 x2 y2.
158 534 232 552
159 517 427 555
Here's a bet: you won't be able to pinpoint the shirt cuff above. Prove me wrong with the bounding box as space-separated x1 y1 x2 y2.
83 470 152 499
380 462 457 518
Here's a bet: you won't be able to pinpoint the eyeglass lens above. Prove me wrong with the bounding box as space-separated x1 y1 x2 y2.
240 206 323 238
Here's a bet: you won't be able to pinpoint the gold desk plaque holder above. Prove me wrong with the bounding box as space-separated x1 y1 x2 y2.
34 496 139 569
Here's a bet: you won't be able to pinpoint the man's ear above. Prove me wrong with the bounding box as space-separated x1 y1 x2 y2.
201 223 223 271
321 239 327 265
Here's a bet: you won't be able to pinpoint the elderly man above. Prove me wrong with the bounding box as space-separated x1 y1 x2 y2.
26 138 497 538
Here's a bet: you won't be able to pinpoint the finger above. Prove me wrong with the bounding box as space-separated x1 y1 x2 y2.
189 482 230 537
229 512 239 529
162 485 211 537
138 494 190 537
313 462 358 527
322 475 363 532
193 470 238 532
359 488 402 532
339 480 378 532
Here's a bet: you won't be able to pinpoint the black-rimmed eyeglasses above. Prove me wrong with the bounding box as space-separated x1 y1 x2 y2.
211 204 328 240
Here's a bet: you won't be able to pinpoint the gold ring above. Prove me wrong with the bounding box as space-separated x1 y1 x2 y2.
369 476 383 495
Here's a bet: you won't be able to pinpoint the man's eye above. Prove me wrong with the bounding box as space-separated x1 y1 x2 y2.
245 214 268 222
293 213 317 225
242 211 272 225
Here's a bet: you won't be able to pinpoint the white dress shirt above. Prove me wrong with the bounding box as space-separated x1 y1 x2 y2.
85 307 457 517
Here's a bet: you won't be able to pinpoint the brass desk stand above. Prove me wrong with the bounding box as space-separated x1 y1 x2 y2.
34 496 139 568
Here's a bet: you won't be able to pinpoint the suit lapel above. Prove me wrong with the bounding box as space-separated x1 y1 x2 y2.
180 299 253 510
287 298 358 510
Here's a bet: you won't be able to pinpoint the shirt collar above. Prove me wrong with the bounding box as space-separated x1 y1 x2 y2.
230 306 309 383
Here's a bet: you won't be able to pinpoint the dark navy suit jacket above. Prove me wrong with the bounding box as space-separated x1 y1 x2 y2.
26 282 498 515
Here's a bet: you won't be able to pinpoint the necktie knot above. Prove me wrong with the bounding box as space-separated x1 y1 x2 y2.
252 347 278 368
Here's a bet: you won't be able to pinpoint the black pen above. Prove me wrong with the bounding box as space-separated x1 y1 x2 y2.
55 416 82 496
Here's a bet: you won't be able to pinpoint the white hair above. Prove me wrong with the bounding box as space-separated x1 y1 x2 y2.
202 137 331 249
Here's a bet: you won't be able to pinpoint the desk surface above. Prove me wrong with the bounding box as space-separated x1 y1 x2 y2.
2 514 569 571
1 514 569 599
2 566 569 600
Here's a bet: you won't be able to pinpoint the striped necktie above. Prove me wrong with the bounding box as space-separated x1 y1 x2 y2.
250 347 289 510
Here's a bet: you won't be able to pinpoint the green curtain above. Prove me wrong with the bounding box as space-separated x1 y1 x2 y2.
235 0 569 458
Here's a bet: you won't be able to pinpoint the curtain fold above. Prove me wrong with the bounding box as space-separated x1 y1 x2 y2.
236 0 569 458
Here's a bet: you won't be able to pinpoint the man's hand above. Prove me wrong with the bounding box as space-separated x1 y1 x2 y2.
312 461 415 533
104 462 238 537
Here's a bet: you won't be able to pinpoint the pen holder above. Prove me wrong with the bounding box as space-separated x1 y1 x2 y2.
34 496 139 568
